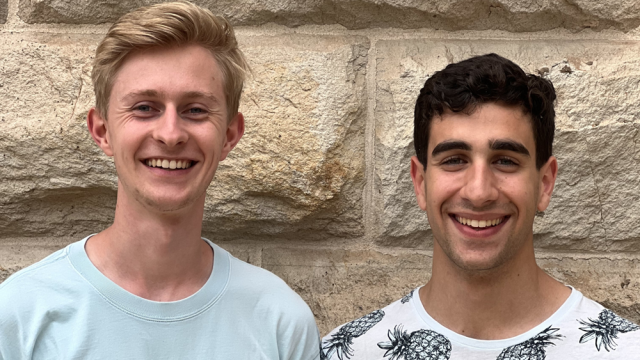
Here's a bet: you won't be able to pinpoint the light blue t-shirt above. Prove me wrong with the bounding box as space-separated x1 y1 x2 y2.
0 236 321 360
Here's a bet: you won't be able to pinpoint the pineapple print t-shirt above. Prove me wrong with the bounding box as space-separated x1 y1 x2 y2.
322 287 640 360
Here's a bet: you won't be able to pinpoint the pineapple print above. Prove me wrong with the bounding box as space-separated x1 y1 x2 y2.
323 309 385 360
320 341 328 360
496 326 561 360
377 325 451 360
401 289 415 304
578 309 640 352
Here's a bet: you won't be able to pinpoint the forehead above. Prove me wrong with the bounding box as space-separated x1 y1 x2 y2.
110 44 224 103
428 103 535 154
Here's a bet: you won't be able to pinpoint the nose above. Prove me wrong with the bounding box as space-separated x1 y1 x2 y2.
153 106 188 147
459 161 499 208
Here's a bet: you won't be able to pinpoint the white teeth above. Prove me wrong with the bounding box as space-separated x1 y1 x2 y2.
146 158 193 169
456 216 504 228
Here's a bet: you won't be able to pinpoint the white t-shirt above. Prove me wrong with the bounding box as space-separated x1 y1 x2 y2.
322 287 640 359
0 236 321 360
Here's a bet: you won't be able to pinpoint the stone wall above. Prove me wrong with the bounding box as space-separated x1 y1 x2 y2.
1 0 639 335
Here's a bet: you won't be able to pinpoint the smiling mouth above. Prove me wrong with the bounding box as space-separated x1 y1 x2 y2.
452 215 509 229
144 158 196 170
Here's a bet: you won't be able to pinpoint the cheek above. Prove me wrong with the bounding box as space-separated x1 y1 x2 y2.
425 173 460 208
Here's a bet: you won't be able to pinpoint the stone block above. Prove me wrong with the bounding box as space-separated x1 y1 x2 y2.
0 0 7 24
374 39 640 251
262 247 431 335
262 247 640 335
0 33 368 240
16 0 640 32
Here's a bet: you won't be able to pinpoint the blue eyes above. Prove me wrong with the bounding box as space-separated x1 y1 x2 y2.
135 105 151 112
131 105 207 117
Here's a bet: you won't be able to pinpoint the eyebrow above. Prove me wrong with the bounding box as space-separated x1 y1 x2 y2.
431 141 472 157
489 139 530 157
121 89 161 103
430 139 531 158
120 90 220 104
182 91 220 104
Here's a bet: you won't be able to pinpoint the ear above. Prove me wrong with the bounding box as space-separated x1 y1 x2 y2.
220 112 245 161
536 155 558 212
86 107 114 157
410 156 428 211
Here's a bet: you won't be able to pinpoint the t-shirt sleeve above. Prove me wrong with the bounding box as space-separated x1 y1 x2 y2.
0 274 34 360
274 291 321 360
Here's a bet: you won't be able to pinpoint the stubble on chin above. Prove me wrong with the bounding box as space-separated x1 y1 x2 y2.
135 187 203 213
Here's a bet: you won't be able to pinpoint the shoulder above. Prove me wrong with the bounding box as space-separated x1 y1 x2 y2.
322 289 418 360
0 243 80 356
0 244 74 301
571 294 640 354
220 247 321 360
225 250 311 314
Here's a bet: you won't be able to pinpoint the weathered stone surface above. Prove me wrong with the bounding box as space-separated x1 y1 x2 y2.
0 33 368 240
262 247 431 334
262 247 640 334
204 35 368 240
0 0 7 24
374 39 640 250
16 0 640 32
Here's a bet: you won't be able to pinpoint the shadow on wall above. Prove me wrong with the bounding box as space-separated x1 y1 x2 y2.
0 187 116 239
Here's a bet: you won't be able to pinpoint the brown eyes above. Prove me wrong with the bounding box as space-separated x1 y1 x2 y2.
439 156 520 170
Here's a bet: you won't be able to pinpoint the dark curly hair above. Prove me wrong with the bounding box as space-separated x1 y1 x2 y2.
414 53 556 169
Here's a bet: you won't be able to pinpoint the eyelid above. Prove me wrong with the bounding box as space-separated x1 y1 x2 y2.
440 155 467 165
494 156 519 165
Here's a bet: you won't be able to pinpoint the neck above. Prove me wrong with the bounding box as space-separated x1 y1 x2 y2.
85 183 213 302
420 239 570 340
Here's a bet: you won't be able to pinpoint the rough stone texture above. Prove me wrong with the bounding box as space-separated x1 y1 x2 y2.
0 33 114 239
16 0 640 32
261 247 640 334
0 0 7 24
0 33 368 240
374 39 640 250
204 35 368 240
261 247 431 335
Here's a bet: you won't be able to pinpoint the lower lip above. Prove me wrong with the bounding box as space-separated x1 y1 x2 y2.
450 215 509 238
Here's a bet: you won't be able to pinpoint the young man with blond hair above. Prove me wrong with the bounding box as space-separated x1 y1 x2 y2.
322 54 640 359
0 2 320 359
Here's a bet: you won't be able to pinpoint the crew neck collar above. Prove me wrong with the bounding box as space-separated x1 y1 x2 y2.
69 235 230 322
411 285 582 350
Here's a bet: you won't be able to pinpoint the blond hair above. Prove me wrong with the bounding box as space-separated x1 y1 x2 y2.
91 1 250 120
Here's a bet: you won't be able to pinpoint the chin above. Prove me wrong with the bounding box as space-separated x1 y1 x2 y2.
447 249 511 272
140 194 198 213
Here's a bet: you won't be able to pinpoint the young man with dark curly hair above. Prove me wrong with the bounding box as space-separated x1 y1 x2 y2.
322 54 640 359
0 2 320 359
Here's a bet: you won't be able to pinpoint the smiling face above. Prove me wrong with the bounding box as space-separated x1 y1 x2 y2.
411 103 557 272
87 44 244 214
